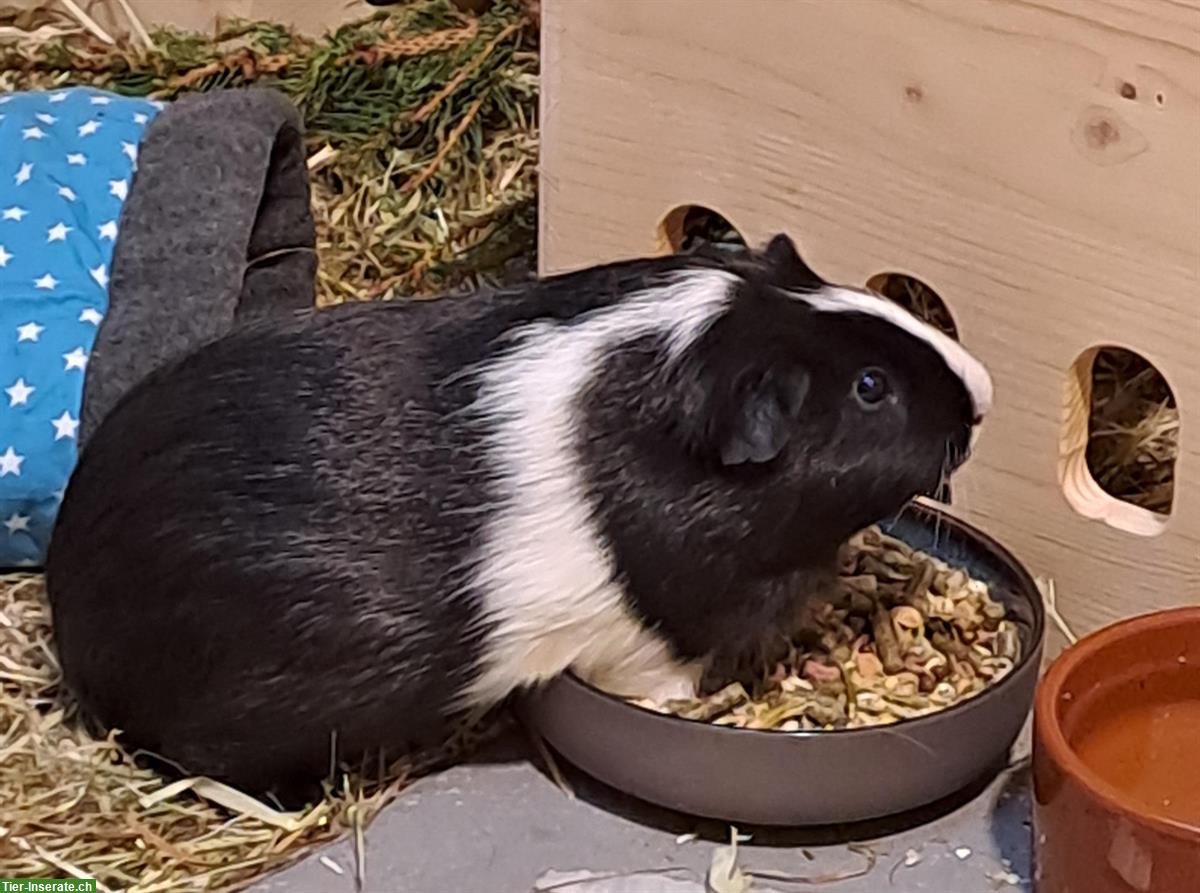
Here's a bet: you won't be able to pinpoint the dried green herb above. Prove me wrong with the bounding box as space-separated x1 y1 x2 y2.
0 0 540 303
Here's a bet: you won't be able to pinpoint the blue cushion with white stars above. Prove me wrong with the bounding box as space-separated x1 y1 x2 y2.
0 86 161 568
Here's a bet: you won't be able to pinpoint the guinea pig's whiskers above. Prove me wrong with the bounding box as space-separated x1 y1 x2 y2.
951 454 973 521
930 442 950 551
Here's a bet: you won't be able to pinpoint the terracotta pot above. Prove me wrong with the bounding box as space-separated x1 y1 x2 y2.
1034 606 1200 893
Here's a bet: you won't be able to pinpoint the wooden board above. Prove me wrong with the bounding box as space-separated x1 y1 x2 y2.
540 0 1200 642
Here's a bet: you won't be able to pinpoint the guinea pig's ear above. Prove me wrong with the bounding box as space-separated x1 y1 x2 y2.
719 365 811 466
763 233 824 291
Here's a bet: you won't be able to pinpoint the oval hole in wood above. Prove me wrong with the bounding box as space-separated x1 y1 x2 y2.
865 272 960 341
1059 346 1177 536
658 205 747 255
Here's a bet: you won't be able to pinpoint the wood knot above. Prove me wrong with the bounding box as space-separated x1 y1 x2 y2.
1085 117 1120 150
1071 105 1148 167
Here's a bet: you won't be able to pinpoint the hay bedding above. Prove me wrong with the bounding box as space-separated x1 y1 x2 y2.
0 0 1177 888
0 0 540 303
0 572 496 890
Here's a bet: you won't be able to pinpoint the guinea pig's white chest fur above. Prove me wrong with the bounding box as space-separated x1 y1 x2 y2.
458 270 739 708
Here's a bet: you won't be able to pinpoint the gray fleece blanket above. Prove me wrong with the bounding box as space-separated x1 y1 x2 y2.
82 87 317 441
0 86 315 568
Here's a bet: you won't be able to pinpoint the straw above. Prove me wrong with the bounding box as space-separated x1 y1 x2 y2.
0 570 501 890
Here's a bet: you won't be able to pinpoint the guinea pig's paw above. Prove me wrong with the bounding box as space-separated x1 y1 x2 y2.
581 658 704 703
640 669 704 704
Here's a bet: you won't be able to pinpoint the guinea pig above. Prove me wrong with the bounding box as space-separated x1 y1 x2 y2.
45 233 992 798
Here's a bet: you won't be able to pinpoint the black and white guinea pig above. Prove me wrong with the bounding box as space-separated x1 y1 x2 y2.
45 233 992 797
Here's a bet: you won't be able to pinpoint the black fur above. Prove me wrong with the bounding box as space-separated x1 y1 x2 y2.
46 235 979 797
48 252 715 794
579 266 974 665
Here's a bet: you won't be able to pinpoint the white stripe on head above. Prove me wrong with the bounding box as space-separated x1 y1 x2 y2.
458 269 735 709
797 286 993 418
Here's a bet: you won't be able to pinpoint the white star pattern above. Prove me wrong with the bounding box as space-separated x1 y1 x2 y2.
0 447 24 477
0 87 159 565
5 378 34 406
16 322 43 342
51 411 80 440
63 348 88 371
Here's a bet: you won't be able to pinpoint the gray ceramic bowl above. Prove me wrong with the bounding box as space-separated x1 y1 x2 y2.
521 502 1045 826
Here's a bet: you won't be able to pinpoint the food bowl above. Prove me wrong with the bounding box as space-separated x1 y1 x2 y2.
1033 607 1200 893
521 501 1045 825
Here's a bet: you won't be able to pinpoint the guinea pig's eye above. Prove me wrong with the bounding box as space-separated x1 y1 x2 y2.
853 367 891 409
